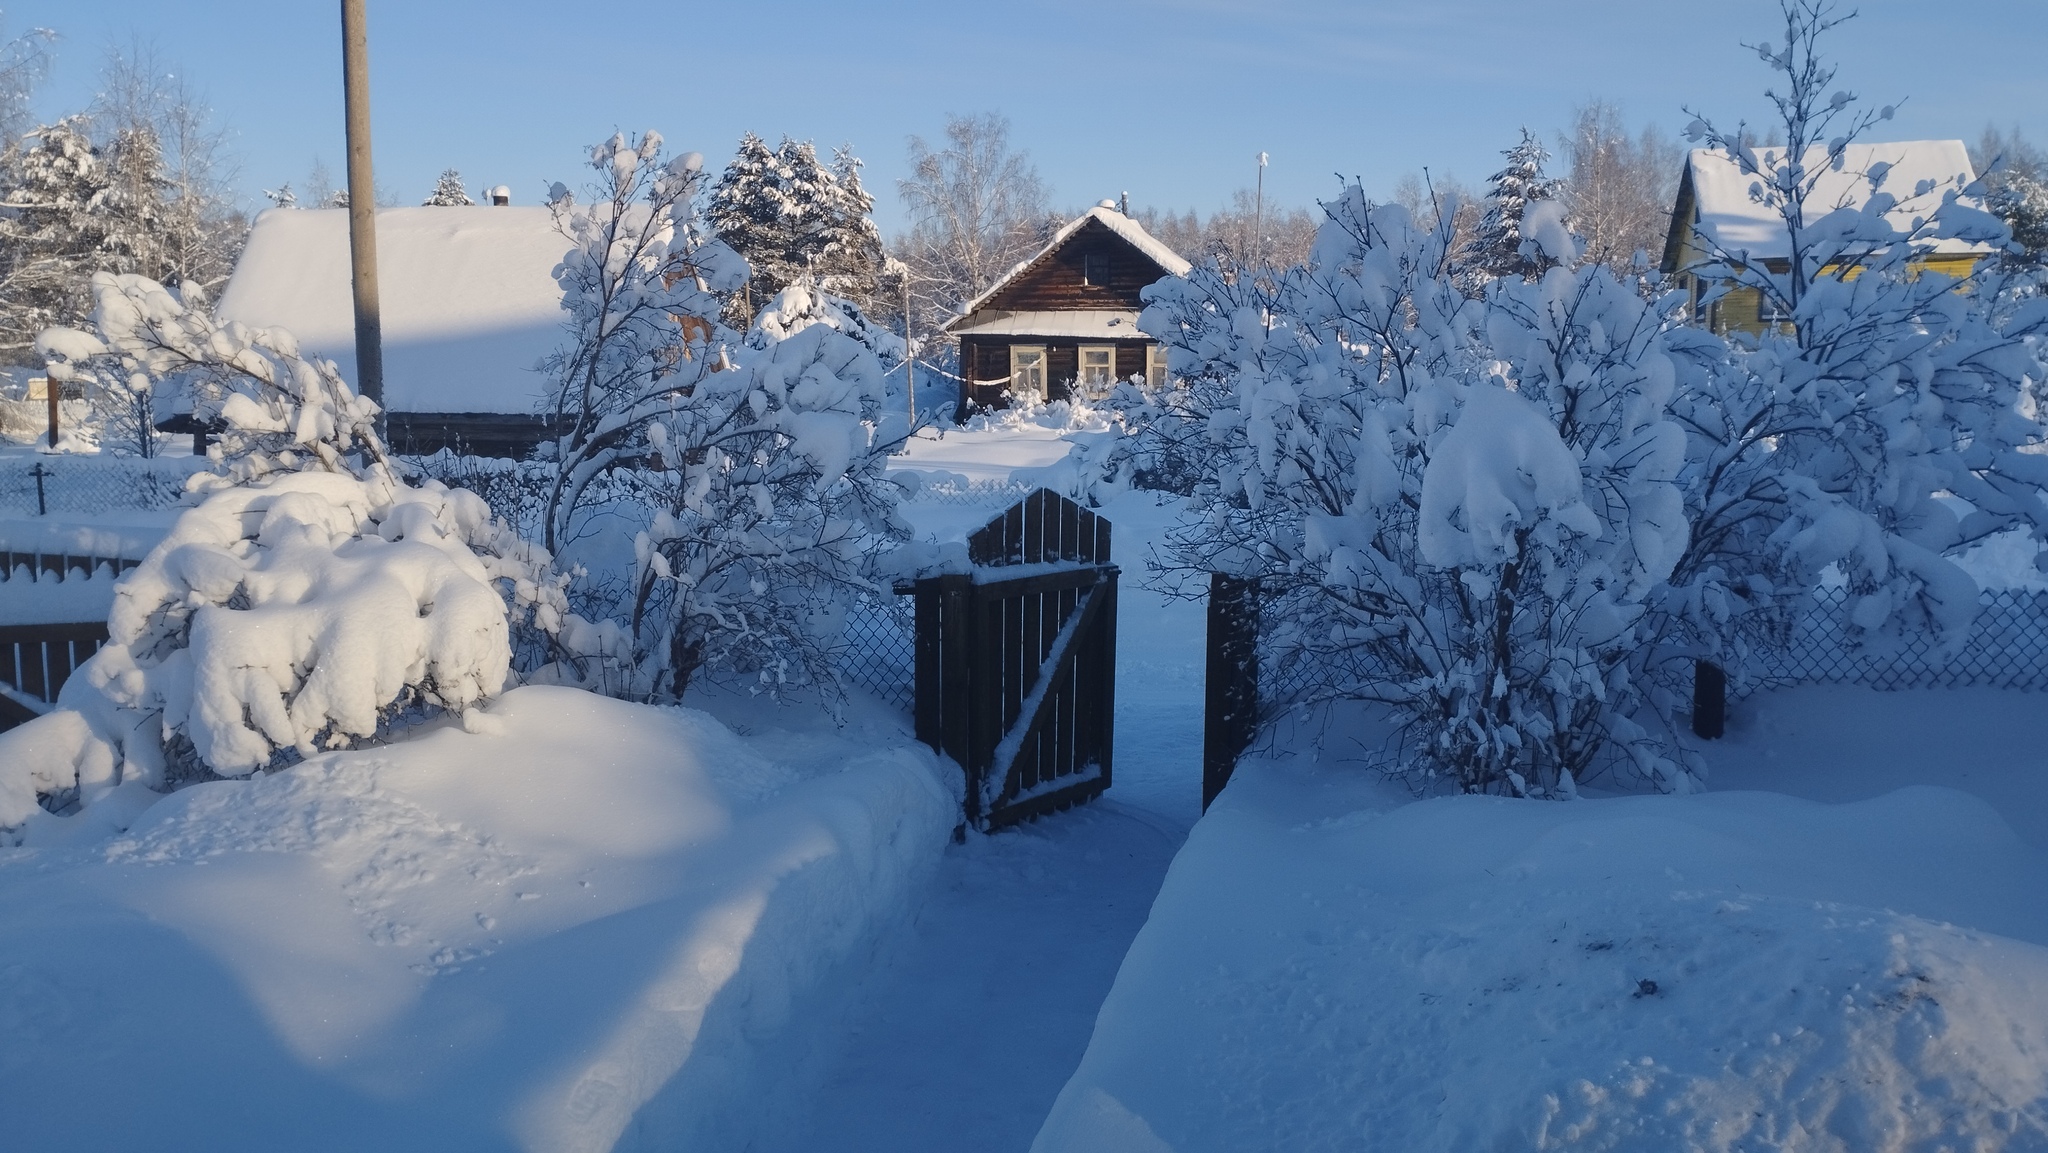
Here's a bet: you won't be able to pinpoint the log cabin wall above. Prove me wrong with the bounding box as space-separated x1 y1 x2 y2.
981 219 1156 313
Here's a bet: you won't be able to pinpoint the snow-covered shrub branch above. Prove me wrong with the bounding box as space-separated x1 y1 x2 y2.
1663 0 2048 666
2 275 569 828
37 271 383 479
541 132 909 701
1145 192 1695 795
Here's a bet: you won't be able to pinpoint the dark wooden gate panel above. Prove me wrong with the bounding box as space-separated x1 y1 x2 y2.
0 622 109 730
905 489 1117 832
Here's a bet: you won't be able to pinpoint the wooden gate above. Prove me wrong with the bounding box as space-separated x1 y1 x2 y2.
902 489 1118 833
0 622 108 730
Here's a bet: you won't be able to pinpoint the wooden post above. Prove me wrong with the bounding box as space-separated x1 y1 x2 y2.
1203 573 1259 811
1692 659 1727 740
44 379 58 447
341 0 385 434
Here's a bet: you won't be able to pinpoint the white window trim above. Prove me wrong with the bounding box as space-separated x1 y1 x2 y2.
1077 345 1116 393
1146 344 1169 390
1010 344 1047 401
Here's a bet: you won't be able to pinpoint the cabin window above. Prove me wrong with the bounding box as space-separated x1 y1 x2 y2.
1146 344 1169 390
1078 345 1116 394
1758 291 1791 326
1083 252 1110 286
1010 345 1046 401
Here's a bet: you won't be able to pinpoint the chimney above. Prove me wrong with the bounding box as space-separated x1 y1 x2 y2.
490 185 511 207
1120 190 1129 216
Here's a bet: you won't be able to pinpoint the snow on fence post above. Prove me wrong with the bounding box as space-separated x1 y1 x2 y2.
1203 573 1260 810
1692 659 1727 740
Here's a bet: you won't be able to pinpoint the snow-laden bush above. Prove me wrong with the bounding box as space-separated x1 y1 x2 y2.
1659 0 2048 681
540 132 908 701
1145 193 1695 795
3 275 567 829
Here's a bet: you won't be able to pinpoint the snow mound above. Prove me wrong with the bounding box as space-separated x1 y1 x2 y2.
1034 760 2048 1152
0 685 956 1152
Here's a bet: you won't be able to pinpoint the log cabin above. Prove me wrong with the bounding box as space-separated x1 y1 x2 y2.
944 202 1191 413
1660 139 1996 337
208 202 571 457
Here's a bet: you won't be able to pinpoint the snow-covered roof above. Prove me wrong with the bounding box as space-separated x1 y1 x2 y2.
1677 140 1994 264
946 206 1191 330
215 206 570 414
946 309 1150 341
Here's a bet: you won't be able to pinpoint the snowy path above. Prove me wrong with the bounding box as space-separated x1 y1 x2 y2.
774 495 1205 1152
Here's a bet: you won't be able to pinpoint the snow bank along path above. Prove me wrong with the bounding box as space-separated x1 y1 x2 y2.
1033 703 2048 1152
0 686 956 1152
767 487 1208 1153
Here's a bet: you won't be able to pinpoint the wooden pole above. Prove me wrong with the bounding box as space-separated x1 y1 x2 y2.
44 379 58 448
341 0 385 435
903 276 915 426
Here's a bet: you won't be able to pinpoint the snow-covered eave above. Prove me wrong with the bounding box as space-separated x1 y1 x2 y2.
946 308 1158 341
944 208 1192 333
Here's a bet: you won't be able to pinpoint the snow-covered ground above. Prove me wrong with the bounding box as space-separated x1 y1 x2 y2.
1031 690 2048 1151
0 686 956 1152
769 486 1208 1153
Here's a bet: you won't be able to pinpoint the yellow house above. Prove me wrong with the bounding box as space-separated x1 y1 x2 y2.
1659 140 1995 336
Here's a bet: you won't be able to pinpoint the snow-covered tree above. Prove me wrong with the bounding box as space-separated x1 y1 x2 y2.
0 118 109 359
1667 0 2048 672
541 131 909 701
896 113 1050 333
1468 129 1564 282
423 168 475 206
263 182 297 209
1144 192 1695 795
706 135 887 325
1558 102 1682 271
5 275 568 818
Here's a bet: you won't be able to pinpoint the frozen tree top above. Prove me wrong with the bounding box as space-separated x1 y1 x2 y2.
214 207 570 414
1679 139 1995 262
950 206 1193 326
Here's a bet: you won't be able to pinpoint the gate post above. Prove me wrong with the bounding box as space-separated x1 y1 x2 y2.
1203 573 1259 811
1692 659 1726 740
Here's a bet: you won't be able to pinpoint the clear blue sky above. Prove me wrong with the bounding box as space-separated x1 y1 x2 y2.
16 0 2048 232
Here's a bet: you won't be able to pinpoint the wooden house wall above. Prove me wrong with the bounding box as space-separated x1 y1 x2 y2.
956 337 1156 412
982 219 1159 313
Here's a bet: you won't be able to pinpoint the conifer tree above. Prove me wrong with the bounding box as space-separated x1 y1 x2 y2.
706 135 888 324
1468 128 1563 282
0 118 110 360
422 168 475 206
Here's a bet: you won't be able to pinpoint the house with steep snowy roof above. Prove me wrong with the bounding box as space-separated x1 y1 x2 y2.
213 204 571 456
943 202 1190 413
1659 139 1996 336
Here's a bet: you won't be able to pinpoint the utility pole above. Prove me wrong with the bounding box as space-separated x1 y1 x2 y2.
341 0 385 436
902 276 915 426
1253 152 1268 270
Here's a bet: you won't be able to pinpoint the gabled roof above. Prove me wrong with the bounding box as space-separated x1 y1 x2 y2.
1663 140 1994 272
944 206 1191 333
215 206 571 415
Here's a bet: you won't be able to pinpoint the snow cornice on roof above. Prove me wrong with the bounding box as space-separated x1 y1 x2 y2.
1677 139 1996 265
944 206 1191 333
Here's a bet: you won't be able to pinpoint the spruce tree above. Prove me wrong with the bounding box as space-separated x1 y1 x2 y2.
1469 128 1564 281
706 135 888 325
101 126 173 280
0 117 110 360
422 168 475 206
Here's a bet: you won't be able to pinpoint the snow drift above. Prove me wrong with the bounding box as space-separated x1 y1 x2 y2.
1033 753 2048 1152
0 686 957 1152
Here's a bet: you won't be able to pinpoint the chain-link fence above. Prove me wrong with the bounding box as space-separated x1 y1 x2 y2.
1741 585 2048 695
835 591 915 712
1253 583 2048 718
0 456 207 517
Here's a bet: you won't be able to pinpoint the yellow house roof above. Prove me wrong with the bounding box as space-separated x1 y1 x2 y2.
1661 140 1996 273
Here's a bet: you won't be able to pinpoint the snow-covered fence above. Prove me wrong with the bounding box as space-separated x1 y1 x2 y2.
835 591 915 712
0 456 206 517
1740 586 2048 695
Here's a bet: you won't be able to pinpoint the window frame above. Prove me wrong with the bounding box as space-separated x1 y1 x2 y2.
1077 344 1116 393
1083 252 1110 286
1146 344 1169 390
1009 344 1047 401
